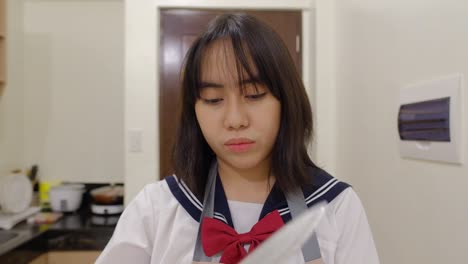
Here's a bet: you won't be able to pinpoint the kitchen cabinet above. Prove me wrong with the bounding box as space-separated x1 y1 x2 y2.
0 0 5 97
30 251 101 264
0 211 113 263
28 254 47 264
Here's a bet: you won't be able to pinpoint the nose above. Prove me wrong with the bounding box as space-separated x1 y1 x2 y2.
223 97 249 130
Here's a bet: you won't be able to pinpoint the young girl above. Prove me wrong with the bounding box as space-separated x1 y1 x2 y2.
97 14 380 264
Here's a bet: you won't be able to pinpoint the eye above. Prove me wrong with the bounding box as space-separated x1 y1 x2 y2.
245 92 267 100
201 98 223 105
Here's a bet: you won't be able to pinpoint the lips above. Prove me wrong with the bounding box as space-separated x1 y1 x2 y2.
224 138 256 153
225 138 255 145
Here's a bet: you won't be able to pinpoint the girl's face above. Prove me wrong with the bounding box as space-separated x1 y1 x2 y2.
195 40 281 171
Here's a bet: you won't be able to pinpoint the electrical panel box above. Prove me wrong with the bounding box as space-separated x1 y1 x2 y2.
398 97 450 142
398 74 464 164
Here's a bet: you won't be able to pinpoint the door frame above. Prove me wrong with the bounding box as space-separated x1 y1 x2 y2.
124 0 337 203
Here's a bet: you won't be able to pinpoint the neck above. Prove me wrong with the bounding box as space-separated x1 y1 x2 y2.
217 158 275 204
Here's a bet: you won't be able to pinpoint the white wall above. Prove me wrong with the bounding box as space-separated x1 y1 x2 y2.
22 0 124 183
334 0 468 262
0 0 25 176
313 0 338 173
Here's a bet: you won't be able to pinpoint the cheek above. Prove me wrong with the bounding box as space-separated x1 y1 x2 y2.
267 100 281 129
268 106 281 140
254 101 281 142
195 104 217 144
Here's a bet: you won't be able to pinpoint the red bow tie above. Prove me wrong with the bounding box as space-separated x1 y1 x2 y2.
201 210 284 264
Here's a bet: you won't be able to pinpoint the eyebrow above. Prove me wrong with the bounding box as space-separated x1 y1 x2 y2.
199 82 224 89
199 77 262 89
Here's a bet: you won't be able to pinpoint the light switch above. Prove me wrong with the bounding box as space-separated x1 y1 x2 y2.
128 129 143 153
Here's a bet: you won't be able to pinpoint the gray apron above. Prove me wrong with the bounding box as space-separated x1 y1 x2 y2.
192 161 324 264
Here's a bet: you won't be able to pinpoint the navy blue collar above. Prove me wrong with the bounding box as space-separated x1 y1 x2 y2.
165 166 350 226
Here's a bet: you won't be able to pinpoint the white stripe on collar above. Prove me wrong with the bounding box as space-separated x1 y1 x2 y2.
174 175 203 211
214 212 228 224
278 178 341 216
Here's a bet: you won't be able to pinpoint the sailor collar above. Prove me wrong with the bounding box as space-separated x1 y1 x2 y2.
165 166 350 226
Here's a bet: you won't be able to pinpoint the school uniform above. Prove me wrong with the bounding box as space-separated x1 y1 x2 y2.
96 166 380 264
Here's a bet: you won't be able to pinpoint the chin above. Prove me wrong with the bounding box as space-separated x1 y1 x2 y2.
219 154 266 171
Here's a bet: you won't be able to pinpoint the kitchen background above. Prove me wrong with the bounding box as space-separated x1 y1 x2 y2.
0 0 467 264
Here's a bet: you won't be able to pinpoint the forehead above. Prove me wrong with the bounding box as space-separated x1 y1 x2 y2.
199 39 257 82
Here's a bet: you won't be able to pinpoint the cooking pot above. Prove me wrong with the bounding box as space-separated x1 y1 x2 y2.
90 185 124 205
49 184 85 212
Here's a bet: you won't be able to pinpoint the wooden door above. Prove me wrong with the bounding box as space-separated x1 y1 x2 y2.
159 10 302 177
0 0 6 98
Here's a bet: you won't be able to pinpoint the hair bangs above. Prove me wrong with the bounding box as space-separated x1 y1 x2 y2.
183 15 273 104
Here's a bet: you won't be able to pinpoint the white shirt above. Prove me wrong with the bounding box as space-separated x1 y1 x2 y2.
228 200 263 234
96 180 380 264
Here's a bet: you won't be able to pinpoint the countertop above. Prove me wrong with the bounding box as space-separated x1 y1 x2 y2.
0 210 117 264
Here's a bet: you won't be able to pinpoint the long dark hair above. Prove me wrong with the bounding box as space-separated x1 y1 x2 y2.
173 13 316 198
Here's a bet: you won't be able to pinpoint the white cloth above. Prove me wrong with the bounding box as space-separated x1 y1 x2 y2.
96 180 380 264
227 200 263 234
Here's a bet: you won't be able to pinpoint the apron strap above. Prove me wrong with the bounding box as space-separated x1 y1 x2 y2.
193 161 218 262
192 161 322 263
284 189 323 262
